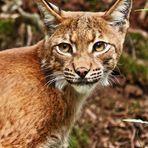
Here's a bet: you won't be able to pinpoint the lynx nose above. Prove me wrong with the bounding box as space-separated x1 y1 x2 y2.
75 67 89 79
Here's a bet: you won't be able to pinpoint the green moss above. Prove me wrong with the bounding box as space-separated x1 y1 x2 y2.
69 135 80 148
86 0 105 11
123 32 148 85
136 42 148 60
0 20 14 34
129 32 143 41
129 101 141 114
119 54 148 84
69 127 90 148
128 32 148 60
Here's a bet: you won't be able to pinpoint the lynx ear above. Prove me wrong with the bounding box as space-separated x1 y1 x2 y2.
36 0 64 32
104 0 132 27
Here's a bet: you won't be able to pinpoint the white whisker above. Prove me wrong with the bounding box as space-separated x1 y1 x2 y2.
47 77 65 86
109 74 120 85
45 73 63 79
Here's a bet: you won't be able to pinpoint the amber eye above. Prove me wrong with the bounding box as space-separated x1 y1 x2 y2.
93 41 107 52
58 43 72 53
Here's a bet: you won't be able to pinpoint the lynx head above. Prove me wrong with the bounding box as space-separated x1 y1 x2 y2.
37 0 132 93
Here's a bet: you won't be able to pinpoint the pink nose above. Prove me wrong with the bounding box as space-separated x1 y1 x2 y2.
75 67 89 79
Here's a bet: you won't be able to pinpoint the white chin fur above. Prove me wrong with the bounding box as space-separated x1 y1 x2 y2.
55 74 110 93
72 84 97 95
72 77 109 95
69 73 110 94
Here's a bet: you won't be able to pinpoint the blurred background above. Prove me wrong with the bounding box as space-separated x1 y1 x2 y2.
0 0 148 147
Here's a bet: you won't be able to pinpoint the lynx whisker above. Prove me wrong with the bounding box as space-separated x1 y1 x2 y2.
112 73 120 83
108 73 120 85
45 72 63 79
99 79 104 87
107 78 113 86
44 76 65 87
41 66 51 70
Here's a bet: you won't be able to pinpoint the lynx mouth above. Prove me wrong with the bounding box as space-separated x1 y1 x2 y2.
70 79 99 94
67 78 100 86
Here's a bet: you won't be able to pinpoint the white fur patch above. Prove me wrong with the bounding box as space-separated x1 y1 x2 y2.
41 59 47 68
109 0 131 25
37 3 57 29
55 80 68 91
72 84 97 95
99 76 110 86
98 72 110 86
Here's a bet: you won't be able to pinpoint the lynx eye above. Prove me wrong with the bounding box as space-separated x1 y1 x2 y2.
93 41 107 52
57 43 72 54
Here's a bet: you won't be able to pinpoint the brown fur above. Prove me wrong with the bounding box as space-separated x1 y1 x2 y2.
0 41 88 147
0 41 65 147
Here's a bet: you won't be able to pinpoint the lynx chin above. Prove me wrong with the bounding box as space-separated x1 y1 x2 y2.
0 0 132 147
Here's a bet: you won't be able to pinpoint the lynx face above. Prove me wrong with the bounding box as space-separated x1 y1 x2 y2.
37 0 132 93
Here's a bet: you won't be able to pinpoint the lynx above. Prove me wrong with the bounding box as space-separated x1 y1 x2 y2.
0 0 132 147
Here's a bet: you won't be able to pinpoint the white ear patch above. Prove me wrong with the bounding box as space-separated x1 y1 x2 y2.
38 4 56 31
106 0 132 26
37 4 57 29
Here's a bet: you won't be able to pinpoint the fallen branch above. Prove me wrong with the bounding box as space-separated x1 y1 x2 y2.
0 14 19 20
17 7 44 33
123 119 148 124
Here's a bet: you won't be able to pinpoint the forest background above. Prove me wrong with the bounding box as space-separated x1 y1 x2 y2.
0 0 148 147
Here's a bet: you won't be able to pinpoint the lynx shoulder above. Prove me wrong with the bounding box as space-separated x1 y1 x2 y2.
0 0 132 147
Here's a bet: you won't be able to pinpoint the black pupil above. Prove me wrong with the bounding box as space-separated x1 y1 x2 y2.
96 42 103 48
63 44 68 49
